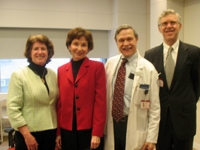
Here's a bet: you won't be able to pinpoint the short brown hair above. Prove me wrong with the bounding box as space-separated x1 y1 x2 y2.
115 24 138 41
24 34 54 64
66 27 94 51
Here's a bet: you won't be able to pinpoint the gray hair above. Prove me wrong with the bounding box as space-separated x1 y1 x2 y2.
114 24 138 41
158 9 181 26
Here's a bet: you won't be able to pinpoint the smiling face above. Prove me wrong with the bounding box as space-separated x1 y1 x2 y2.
30 42 48 66
68 36 89 61
116 28 138 58
158 14 182 46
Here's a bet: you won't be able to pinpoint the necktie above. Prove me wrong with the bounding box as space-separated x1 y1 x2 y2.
165 47 175 88
112 58 128 122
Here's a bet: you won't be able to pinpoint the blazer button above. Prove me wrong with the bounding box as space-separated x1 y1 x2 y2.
74 83 78 88
75 95 79 99
77 107 80 111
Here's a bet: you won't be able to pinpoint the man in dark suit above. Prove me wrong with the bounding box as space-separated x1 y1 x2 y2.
144 9 200 150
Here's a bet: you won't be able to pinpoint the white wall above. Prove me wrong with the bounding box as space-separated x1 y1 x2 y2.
0 0 148 58
108 0 149 57
184 0 200 47
0 28 109 58
184 1 200 148
0 0 112 30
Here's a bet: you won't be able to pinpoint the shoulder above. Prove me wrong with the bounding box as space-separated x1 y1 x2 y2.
46 68 56 75
139 57 157 72
88 59 104 67
181 41 200 51
145 44 163 55
11 66 28 76
87 60 105 73
106 55 121 64
58 62 70 70
142 57 156 68
107 55 121 61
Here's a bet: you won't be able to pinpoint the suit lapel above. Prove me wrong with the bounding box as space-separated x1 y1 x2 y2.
153 45 164 75
171 42 188 87
150 44 170 91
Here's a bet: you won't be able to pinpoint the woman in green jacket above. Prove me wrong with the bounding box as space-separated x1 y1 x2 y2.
7 34 58 150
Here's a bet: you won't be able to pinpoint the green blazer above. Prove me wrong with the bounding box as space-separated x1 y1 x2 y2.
7 66 58 132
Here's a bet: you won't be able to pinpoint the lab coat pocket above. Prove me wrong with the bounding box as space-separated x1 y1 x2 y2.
134 84 150 106
134 130 147 149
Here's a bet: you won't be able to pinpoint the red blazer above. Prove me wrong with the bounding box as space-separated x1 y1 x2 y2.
57 57 106 137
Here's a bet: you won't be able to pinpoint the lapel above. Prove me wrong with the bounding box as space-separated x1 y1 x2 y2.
75 57 90 83
109 55 122 96
65 62 74 83
133 53 144 88
64 57 90 84
171 41 188 88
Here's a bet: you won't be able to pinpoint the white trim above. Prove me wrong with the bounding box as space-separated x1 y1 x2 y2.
193 142 200 150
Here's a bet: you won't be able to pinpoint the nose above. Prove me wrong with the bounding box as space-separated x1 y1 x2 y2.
38 49 43 53
77 45 82 51
166 23 173 28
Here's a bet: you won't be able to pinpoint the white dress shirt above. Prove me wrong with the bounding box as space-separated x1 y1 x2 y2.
163 40 179 66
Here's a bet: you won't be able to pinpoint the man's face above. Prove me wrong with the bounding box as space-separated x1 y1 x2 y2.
158 14 182 45
116 29 138 58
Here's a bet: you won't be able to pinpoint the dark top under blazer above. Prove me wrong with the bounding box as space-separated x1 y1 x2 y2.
144 41 200 140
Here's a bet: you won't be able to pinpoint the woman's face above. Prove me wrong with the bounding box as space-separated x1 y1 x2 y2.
30 42 48 66
68 36 89 61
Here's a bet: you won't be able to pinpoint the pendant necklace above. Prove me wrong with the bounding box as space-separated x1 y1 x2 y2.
34 69 46 83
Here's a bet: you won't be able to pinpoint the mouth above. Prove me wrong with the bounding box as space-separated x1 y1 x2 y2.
165 29 174 33
36 56 45 59
122 46 132 50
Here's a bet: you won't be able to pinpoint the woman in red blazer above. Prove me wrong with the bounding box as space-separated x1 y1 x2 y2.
56 27 106 150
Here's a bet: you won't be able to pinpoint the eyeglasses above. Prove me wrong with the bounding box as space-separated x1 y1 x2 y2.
159 21 179 27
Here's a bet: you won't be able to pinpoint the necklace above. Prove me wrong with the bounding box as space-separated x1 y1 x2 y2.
34 69 46 83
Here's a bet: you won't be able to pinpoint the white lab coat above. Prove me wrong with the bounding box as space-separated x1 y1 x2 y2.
104 53 160 150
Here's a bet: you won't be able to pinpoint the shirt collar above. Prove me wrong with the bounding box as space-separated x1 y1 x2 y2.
121 51 138 63
163 40 179 53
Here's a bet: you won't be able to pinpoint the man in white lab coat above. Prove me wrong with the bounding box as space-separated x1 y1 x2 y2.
104 24 160 150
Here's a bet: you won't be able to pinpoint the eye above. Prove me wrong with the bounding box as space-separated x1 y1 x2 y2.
41 47 47 50
170 21 177 25
127 37 133 42
73 42 79 46
82 43 87 47
118 39 124 43
160 22 168 26
33 47 39 50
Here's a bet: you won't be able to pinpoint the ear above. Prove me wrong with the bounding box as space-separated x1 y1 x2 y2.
68 45 71 51
178 23 182 30
158 26 162 33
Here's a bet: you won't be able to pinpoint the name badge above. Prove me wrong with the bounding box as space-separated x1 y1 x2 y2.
141 100 150 109
158 79 164 87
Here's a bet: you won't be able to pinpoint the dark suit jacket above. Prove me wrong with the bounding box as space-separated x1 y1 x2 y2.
144 41 200 140
57 57 106 137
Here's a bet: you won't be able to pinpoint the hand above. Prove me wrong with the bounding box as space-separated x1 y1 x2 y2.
24 134 38 150
90 136 100 149
56 135 62 149
141 142 155 150
18 125 38 150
